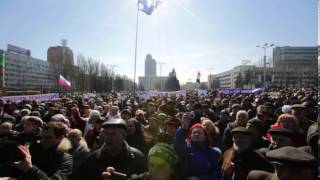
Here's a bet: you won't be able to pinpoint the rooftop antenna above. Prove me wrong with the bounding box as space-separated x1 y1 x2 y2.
61 39 67 47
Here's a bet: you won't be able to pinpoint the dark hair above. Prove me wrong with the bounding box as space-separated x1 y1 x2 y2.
42 122 67 138
127 118 144 136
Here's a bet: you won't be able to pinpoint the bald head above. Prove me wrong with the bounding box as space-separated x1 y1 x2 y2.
68 129 83 147
235 110 249 127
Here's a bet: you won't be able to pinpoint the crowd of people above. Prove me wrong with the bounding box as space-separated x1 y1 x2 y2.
0 88 318 180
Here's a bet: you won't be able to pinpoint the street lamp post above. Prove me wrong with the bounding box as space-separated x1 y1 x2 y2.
108 64 117 91
157 62 165 90
207 68 214 89
256 43 274 88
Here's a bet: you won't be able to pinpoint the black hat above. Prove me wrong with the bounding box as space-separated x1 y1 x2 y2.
302 101 316 108
102 118 128 131
268 128 293 137
247 118 265 135
120 109 131 115
266 146 315 167
291 104 306 109
231 127 252 136
307 123 318 144
96 117 107 124
220 109 229 116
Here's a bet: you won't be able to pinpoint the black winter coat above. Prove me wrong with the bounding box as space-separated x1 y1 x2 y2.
75 141 147 180
20 143 73 180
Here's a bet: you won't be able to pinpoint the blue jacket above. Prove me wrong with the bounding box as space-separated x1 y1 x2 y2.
173 127 221 180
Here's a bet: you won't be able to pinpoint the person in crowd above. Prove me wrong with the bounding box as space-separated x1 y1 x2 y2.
106 106 121 120
0 121 13 134
13 122 73 180
72 107 100 137
144 114 162 151
290 104 314 137
21 116 43 134
215 109 231 136
254 105 274 134
126 118 146 153
221 127 274 180
201 118 223 151
223 110 249 149
229 104 241 122
135 110 148 126
257 128 295 156
121 109 132 121
85 116 106 150
68 128 90 180
246 118 270 150
299 122 318 158
269 113 306 147
191 103 205 125
145 102 156 120
174 116 221 180
157 116 180 145
75 118 147 180
104 143 179 180
248 146 317 180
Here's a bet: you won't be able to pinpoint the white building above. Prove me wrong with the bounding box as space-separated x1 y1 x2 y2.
3 50 56 89
139 76 168 90
139 54 168 90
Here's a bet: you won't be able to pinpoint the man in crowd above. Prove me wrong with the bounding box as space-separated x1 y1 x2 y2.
13 122 73 180
221 127 274 180
223 110 249 149
248 146 317 180
75 118 147 180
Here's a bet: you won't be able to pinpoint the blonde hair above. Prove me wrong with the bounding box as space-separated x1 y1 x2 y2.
201 119 220 137
276 114 299 132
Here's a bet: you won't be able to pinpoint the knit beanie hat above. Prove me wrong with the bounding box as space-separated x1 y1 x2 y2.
148 143 178 168
89 110 101 120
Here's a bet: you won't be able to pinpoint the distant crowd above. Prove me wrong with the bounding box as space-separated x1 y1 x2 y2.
0 88 318 180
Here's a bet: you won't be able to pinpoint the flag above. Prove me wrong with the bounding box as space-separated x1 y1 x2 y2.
196 71 201 83
138 0 161 15
58 75 71 88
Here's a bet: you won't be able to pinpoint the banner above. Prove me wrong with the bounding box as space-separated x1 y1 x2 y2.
197 89 207 97
219 88 264 95
0 93 59 102
83 93 97 99
136 90 187 99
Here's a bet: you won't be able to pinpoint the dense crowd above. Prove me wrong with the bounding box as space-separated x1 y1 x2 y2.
0 88 318 180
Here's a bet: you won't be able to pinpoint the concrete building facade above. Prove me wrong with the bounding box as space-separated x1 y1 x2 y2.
211 46 317 89
47 46 74 65
3 50 56 89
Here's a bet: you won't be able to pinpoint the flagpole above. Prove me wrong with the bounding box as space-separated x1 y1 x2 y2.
133 4 140 99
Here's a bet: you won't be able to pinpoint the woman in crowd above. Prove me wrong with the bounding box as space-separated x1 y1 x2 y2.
201 118 224 152
268 113 306 146
126 118 146 153
174 116 221 180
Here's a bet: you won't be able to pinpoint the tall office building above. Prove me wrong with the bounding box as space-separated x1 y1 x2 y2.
145 54 157 76
139 54 168 90
273 46 317 68
47 46 74 65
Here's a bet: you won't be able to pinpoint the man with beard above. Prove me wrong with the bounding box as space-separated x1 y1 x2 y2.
12 122 73 180
221 127 273 180
75 118 147 180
